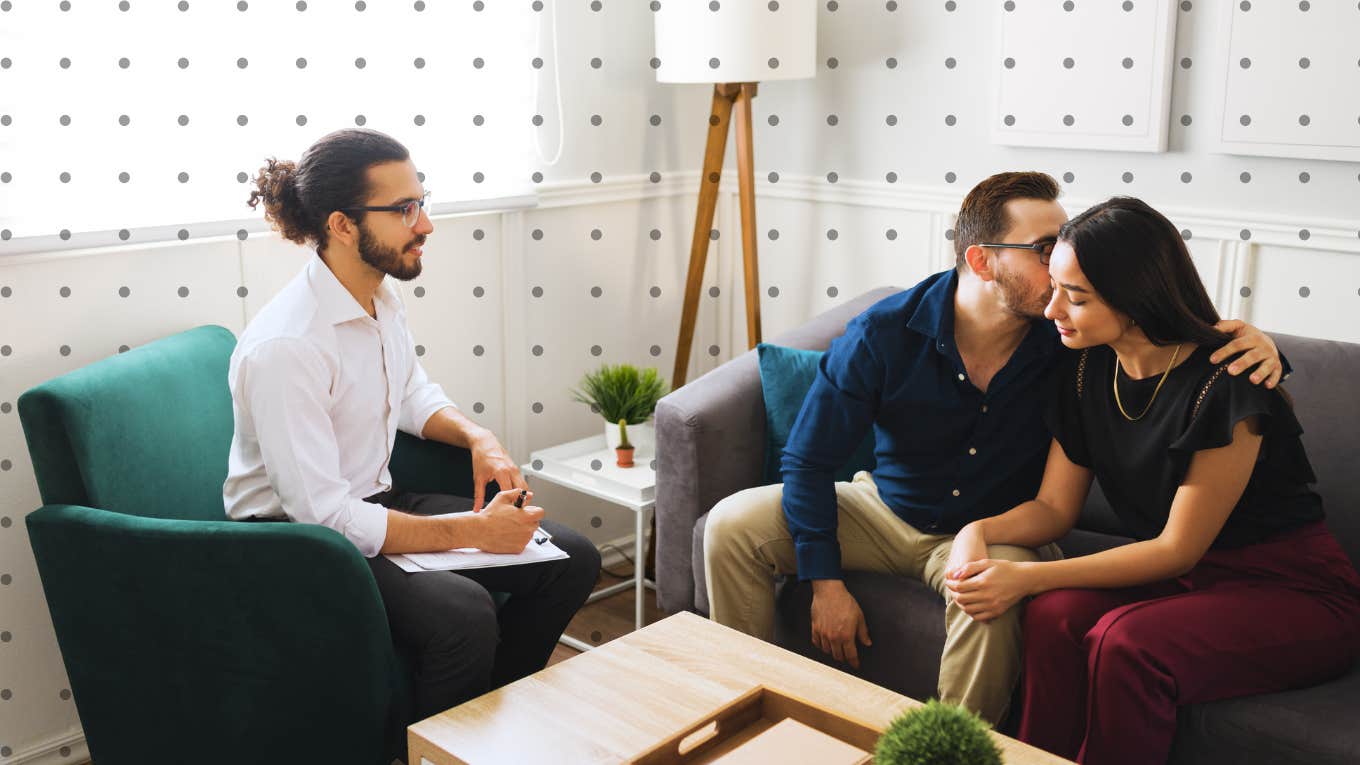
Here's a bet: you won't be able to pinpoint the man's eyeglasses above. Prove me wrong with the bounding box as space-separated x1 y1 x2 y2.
342 191 431 228
977 238 1056 265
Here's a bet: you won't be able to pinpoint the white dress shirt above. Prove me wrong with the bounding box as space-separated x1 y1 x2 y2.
223 254 455 557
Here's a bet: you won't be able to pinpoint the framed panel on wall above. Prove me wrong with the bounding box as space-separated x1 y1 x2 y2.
991 0 1178 153
1213 0 1360 162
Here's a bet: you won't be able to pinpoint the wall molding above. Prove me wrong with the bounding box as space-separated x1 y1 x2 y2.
6 727 88 765
2 171 1356 268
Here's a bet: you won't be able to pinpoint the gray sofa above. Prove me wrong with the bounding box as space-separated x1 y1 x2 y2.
655 287 1360 765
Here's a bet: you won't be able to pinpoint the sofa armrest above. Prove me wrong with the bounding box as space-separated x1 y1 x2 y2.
26 504 399 765
389 429 478 498
654 287 904 613
655 354 769 612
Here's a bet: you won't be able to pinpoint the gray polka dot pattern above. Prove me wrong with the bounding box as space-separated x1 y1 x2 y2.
0 10 1356 746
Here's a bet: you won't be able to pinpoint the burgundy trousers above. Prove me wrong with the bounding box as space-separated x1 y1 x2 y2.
1017 521 1360 765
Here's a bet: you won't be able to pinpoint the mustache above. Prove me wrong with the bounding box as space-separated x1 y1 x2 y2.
407 236 426 251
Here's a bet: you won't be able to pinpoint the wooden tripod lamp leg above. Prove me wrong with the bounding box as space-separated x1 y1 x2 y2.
671 84 737 391
733 82 761 350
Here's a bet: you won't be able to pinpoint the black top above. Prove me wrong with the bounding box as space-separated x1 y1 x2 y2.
1045 344 1323 548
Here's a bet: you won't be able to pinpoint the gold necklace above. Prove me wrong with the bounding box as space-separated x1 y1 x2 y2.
1113 343 1183 421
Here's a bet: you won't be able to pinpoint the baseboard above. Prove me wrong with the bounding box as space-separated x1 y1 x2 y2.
6 727 88 765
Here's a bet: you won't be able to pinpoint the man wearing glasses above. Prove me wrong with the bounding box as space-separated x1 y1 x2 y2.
223 128 600 723
703 172 1284 727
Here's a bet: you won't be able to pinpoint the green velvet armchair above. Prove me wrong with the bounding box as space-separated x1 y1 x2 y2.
18 325 480 765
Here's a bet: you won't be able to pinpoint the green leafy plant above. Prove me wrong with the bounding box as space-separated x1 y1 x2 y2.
571 364 668 425
874 700 1003 765
617 419 633 450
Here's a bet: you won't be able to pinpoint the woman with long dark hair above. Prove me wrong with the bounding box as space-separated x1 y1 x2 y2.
938 196 1360 764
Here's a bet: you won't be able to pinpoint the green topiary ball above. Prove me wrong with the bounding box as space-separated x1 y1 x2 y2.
874 699 1003 765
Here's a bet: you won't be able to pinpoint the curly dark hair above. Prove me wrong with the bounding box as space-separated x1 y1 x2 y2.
247 128 410 252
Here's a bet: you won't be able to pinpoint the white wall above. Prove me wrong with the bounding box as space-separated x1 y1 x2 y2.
2 0 1358 760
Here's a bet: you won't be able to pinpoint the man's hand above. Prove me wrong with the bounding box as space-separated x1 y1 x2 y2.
1211 320 1283 388
810 580 872 669
470 432 528 511
942 523 989 598
472 488 544 553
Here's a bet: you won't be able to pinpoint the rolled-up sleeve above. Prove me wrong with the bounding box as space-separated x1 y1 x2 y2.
397 342 455 439
237 338 389 557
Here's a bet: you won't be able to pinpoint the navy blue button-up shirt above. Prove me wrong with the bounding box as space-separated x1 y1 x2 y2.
781 270 1060 580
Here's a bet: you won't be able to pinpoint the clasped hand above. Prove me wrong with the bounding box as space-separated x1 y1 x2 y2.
944 559 1031 623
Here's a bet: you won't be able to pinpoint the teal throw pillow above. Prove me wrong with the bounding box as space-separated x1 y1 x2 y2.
756 342 877 486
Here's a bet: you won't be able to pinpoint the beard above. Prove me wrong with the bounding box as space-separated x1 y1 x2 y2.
357 224 424 282
993 262 1051 319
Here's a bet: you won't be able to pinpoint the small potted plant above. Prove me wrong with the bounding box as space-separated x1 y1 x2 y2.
874 700 1003 765
614 418 635 467
571 363 668 453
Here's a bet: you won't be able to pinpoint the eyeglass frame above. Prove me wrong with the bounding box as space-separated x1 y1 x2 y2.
977 237 1056 265
340 191 431 228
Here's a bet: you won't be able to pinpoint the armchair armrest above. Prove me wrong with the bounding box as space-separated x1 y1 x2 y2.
654 287 903 614
26 504 399 765
389 429 477 498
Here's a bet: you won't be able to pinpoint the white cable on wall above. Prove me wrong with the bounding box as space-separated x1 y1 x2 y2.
532 0 565 167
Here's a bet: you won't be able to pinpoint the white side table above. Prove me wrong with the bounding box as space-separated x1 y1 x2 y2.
521 434 657 652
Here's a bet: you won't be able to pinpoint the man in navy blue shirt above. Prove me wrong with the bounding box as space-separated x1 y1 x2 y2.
703 172 1283 725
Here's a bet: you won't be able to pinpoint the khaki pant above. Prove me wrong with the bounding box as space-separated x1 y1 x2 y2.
703 471 1060 725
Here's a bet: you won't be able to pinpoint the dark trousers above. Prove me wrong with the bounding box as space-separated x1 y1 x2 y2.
1017 521 1360 765
363 489 601 721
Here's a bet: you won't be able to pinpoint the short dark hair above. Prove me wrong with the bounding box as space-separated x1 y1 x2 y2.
954 171 1061 269
247 128 410 252
1058 196 1230 348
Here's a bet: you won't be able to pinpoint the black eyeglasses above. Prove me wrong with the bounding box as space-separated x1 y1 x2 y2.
978 238 1056 265
342 191 430 228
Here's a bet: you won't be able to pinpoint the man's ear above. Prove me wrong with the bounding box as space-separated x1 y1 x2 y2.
962 244 995 282
326 210 358 249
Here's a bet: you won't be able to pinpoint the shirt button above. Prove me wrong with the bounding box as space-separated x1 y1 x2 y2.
968 447 977 455
957 373 966 382
952 489 961 497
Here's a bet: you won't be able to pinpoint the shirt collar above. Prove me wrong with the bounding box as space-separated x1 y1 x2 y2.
905 268 960 341
307 253 402 326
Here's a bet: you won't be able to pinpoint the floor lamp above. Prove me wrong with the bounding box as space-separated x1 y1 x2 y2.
654 2 817 390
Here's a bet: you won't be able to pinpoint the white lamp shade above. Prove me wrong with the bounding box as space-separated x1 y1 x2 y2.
653 0 817 84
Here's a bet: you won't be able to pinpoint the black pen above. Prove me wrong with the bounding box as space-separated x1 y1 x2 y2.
514 490 549 544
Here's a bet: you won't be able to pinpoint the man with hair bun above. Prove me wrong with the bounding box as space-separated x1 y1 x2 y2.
224 128 600 723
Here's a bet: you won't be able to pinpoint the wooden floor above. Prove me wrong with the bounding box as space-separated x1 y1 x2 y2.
549 564 668 666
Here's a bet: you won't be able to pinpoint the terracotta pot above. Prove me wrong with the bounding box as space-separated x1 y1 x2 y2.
615 446 635 468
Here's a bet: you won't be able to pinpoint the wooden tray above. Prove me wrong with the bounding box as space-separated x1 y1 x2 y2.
628 685 882 765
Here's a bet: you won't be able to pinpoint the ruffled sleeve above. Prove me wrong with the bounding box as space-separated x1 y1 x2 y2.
1044 349 1093 468
1168 362 1311 469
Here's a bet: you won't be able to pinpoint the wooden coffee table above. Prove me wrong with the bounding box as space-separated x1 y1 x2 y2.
408 611 1071 764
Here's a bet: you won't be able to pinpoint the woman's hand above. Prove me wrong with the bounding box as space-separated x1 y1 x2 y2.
943 523 989 597
945 559 1036 623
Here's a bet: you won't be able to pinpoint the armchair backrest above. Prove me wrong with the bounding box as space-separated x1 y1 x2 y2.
18 325 238 522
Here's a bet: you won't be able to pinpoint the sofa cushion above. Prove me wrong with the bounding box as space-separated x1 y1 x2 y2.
1170 663 1360 765
774 570 947 706
756 342 876 485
